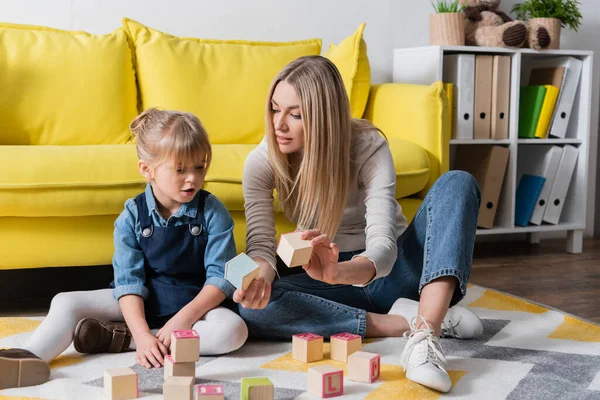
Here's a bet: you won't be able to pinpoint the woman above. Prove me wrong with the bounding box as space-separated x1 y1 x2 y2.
233 55 482 393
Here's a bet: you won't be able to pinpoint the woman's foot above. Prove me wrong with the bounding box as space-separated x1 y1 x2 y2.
389 298 484 339
0 348 50 389
400 318 452 393
73 318 131 354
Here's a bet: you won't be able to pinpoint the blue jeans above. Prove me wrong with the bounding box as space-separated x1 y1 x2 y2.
239 171 481 339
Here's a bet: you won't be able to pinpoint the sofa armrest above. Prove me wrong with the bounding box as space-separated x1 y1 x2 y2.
363 82 450 197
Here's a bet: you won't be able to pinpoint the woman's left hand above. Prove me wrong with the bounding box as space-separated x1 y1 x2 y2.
301 229 340 285
156 312 195 348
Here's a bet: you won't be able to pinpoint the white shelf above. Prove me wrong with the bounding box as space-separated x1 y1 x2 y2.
518 138 583 145
393 46 593 253
451 139 510 145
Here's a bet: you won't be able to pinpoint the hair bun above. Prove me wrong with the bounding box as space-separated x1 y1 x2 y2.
130 107 161 136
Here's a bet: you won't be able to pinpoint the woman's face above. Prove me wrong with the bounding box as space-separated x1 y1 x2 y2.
270 81 305 154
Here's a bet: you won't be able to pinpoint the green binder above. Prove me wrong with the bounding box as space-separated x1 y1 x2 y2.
518 86 547 138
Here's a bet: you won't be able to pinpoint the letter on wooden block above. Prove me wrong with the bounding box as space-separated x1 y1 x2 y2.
241 377 274 400
330 332 362 362
347 351 380 383
164 354 195 378
195 384 225 399
163 376 194 400
171 330 200 363
225 253 260 290
277 232 313 267
292 332 324 363
104 367 138 400
308 365 344 398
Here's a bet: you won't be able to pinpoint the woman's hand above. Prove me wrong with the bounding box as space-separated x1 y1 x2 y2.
156 312 195 348
232 257 274 309
134 331 169 369
301 229 340 284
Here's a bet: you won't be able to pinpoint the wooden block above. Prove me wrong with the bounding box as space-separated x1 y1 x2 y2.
241 377 274 400
330 332 362 363
347 351 380 383
292 332 324 363
276 232 313 267
104 367 138 400
171 330 200 363
195 384 224 399
225 253 260 290
163 376 194 400
308 365 344 398
164 354 195 378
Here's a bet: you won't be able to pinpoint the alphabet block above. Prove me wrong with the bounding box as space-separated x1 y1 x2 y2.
347 351 380 383
104 367 138 400
277 232 313 267
164 354 195 378
225 253 260 290
308 365 344 398
171 330 200 363
241 377 274 400
195 384 224 399
163 376 193 400
330 332 362 362
292 332 324 363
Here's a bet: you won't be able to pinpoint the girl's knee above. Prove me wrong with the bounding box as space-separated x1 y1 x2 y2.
49 292 77 314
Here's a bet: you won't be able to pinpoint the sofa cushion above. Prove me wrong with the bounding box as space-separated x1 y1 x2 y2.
0 23 137 146
122 18 322 145
0 140 428 217
324 23 371 119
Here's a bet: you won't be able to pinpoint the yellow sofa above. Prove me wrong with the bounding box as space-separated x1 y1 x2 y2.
0 20 449 271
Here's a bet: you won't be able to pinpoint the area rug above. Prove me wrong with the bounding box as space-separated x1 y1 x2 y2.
1 284 600 400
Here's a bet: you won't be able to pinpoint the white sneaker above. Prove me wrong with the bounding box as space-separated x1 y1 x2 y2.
389 298 484 339
400 317 452 393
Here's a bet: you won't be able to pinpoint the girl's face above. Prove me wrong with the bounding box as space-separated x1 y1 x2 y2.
270 81 305 154
139 153 207 216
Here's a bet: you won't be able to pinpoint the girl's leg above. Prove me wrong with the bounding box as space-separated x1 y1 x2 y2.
24 289 123 361
190 306 248 355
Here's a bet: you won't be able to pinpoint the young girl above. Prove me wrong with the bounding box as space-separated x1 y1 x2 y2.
235 56 483 393
0 108 248 390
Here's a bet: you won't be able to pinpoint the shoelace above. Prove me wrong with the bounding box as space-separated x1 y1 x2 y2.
401 316 448 370
441 311 463 338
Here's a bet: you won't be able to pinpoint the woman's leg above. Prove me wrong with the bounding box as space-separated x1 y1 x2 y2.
190 306 248 355
24 289 123 361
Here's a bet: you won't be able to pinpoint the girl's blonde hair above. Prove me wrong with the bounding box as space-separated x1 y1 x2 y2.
130 108 212 172
266 55 376 239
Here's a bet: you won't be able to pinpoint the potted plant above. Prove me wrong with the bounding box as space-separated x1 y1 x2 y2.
430 0 466 46
512 0 583 49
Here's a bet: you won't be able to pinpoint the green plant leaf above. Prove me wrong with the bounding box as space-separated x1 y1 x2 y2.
511 0 582 31
431 0 465 13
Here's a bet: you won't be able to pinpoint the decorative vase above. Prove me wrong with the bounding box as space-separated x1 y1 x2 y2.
429 13 465 46
530 17 562 49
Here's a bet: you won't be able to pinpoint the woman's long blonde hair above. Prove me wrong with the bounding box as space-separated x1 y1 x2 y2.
266 55 375 238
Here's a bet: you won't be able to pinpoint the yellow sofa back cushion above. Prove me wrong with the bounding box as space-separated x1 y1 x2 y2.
123 19 322 145
0 23 137 145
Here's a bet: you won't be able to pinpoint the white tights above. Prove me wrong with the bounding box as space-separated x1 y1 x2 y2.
24 289 248 362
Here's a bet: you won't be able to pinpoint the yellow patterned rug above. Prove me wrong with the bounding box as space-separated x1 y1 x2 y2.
1 284 600 400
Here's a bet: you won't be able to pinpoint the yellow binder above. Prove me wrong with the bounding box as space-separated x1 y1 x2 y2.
534 85 560 139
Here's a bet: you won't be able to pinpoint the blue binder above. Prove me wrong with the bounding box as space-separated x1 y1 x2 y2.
515 175 546 227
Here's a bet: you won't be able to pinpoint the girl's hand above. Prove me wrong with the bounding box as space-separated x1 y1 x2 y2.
134 331 168 369
301 229 340 284
156 313 195 348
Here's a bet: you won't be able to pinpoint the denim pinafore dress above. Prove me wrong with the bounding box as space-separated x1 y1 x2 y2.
135 190 209 328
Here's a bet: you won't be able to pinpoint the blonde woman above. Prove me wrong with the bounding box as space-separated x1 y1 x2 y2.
0 109 248 389
234 56 483 393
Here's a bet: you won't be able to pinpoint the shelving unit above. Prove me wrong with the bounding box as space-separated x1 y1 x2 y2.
393 46 594 253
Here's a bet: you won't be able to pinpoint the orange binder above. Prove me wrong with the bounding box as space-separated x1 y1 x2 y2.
474 55 494 139
491 56 511 140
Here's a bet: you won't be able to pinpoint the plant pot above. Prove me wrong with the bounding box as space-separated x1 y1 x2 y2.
530 17 562 49
429 13 465 46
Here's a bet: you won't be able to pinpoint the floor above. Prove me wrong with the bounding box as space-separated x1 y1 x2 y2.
1 238 599 323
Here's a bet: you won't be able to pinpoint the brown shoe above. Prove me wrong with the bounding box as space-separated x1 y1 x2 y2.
73 318 132 354
0 348 51 389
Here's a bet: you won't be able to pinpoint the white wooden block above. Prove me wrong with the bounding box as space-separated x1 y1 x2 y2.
163 376 194 400
225 253 260 290
104 367 137 400
277 232 313 267
347 351 380 383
